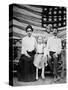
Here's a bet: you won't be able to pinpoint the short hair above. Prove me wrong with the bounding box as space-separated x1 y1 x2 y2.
26 25 33 32
54 27 58 32
48 24 52 28
53 28 58 33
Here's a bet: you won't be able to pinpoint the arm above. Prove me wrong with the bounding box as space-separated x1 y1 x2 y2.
54 39 62 57
34 38 37 52
44 38 51 58
56 39 62 55
21 38 31 57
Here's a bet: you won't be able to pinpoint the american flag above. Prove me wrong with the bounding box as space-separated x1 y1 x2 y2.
9 4 66 40
42 6 66 28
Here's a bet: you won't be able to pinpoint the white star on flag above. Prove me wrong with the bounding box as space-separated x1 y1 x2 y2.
54 7 57 10
54 16 57 18
44 15 46 17
44 8 47 10
44 24 47 27
59 18 62 21
49 8 52 11
54 24 57 26
49 11 51 15
54 18 57 21
58 23 61 26
64 16 66 20
63 22 66 25
49 18 52 21
49 16 52 21
59 10 62 14
54 11 57 14
64 11 66 14
44 18 47 21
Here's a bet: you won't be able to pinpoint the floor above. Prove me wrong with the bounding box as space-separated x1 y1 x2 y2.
13 74 66 86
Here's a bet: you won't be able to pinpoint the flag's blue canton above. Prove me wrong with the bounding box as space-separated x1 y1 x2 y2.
42 6 66 28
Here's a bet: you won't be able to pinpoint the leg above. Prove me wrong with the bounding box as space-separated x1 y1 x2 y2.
36 68 38 80
61 53 65 78
53 55 58 81
48 57 53 72
41 67 45 79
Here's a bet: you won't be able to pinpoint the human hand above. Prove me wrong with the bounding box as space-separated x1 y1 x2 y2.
27 54 31 58
53 53 58 57
25 53 31 58
48 55 51 59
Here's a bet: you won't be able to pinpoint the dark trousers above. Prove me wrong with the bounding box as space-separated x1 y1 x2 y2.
53 55 58 76
48 51 58 77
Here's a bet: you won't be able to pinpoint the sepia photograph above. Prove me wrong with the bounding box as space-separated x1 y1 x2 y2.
9 4 66 86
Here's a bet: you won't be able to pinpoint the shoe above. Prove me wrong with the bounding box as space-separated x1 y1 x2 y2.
42 77 45 80
41 75 45 80
57 76 61 80
54 76 57 82
36 77 38 80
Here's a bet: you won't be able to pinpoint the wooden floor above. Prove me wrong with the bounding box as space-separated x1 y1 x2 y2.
13 74 66 86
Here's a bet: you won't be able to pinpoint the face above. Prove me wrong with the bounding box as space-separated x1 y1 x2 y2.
38 36 43 44
46 26 50 33
27 28 32 37
53 29 57 36
50 28 53 34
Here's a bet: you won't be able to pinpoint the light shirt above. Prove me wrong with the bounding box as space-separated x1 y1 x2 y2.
44 33 53 42
47 36 62 54
21 36 37 54
36 44 44 53
44 33 53 57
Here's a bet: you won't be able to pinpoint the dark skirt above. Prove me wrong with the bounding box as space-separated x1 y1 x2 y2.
17 50 36 82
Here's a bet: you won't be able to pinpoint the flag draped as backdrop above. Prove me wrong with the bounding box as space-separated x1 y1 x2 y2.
9 4 66 40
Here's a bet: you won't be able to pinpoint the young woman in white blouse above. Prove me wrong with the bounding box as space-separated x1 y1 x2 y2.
18 25 37 82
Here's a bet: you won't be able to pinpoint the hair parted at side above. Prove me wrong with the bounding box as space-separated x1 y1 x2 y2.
26 25 33 32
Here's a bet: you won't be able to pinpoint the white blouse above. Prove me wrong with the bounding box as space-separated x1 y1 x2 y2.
36 44 44 53
21 36 37 54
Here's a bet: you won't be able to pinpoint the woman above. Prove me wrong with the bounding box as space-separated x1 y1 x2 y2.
18 25 37 82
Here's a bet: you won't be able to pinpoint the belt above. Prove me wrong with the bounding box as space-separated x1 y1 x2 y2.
36 53 44 54
50 51 56 53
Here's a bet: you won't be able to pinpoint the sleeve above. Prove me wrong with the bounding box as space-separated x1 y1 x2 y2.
44 38 50 57
34 38 37 50
56 39 62 54
46 38 50 51
21 38 27 54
